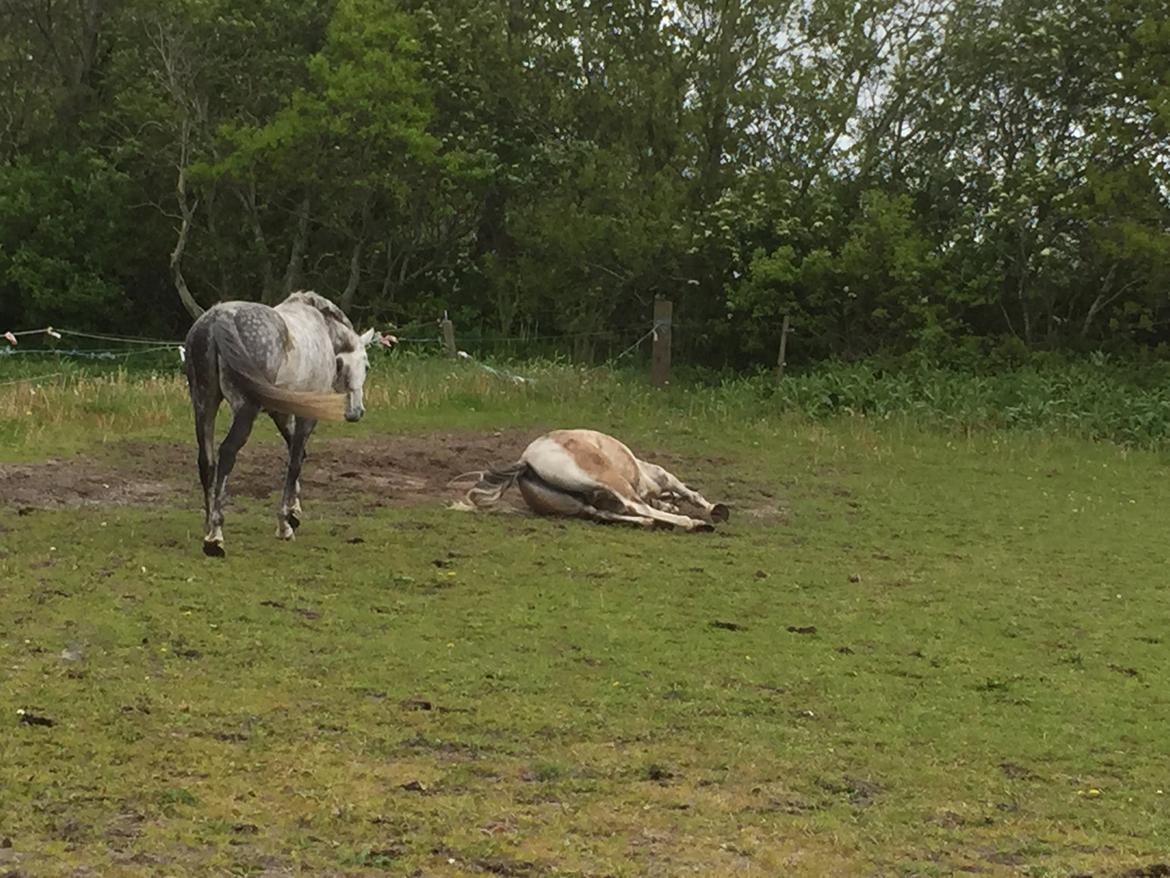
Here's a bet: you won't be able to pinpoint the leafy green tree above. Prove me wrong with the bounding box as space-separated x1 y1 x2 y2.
0 151 131 327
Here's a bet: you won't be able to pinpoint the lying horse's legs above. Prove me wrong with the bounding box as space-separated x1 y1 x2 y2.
625 499 713 532
544 468 714 532
645 465 729 523
518 473 657 527
276 416 316 539
204 402 259 557
649 497 681 514
592 483 713 532
581 505 660 528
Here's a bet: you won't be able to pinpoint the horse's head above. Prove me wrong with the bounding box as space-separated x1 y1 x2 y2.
284 291 374 422
334 328 376 421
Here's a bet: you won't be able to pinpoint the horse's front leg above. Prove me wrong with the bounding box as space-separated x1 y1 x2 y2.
648 495 682 514
205 402 259 557
655 471 729 523
277 416 316 540
271 413 301 531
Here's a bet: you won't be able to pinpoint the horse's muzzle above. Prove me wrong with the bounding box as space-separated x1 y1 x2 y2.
345 407 365 423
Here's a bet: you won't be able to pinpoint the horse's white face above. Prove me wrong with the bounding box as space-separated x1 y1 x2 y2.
335 328 376 421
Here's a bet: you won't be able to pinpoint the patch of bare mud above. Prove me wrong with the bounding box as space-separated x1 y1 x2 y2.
0 429 780 520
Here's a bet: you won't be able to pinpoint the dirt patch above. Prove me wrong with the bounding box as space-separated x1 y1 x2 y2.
0 429 763 516
0 430 536 511
0 457 174 510
0 430 779 526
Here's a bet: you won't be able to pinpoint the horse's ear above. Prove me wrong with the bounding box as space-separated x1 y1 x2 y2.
359 328 376 347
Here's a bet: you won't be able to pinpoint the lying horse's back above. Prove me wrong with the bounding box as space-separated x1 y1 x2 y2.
524 429 642 494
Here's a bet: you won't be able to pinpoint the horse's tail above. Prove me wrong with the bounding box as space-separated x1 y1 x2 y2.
461 461 529 508
210 313 347 421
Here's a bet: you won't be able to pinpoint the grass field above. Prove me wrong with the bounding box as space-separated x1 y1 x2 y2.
1 359 1168 877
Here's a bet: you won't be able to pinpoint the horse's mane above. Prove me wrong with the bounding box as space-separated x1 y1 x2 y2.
283 290 355 332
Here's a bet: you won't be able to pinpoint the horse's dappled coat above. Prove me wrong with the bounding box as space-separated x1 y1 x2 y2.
184 291 374 556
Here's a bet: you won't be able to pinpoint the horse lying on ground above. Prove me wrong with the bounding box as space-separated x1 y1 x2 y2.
460 429 729 531
184 291 375 556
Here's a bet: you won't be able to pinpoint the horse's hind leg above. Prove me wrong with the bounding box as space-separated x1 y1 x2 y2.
590 483 713 532
276 416 316 540
518 473 656 528
194 399 218 538
204 401 259 556
625 499 714 532
186 331 222 552
580 505 659 528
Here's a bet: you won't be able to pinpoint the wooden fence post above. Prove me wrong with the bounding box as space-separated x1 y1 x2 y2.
775 314 791 381
651 299 672 387
441 312 457 357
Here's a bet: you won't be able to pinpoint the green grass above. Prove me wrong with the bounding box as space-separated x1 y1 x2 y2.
6 348 1170 451
1 361 1169 875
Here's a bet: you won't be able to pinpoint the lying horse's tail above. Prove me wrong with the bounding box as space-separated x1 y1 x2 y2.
462 461 529 508
210 314 346 421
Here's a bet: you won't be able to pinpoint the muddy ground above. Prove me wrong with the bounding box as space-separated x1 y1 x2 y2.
0 429 759 515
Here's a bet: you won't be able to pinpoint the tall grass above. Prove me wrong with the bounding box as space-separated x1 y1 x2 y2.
3 351 1170 454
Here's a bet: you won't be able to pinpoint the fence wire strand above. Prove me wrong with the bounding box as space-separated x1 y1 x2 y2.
2 316 666 384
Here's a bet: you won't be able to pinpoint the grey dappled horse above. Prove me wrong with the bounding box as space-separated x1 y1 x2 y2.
184 291 375 556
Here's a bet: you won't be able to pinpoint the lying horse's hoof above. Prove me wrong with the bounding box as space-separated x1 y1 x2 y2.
710 503 730 523
203 541 226 558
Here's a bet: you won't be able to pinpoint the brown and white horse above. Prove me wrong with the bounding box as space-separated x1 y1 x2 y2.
461 429 729 531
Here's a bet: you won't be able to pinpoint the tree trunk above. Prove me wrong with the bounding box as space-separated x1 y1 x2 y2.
283 193 312 294
339 198 372 312
698 0 740 207
340 236 366 312
1081 264 1117 337
171 160 204 320
170 116 204 320
1019 284 1032 345
237 181 275 302
379 237 397 307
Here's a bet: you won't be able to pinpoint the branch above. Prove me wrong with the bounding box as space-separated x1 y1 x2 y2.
171 123 205 319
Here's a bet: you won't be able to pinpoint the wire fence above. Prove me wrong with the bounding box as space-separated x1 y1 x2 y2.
0 315 666 390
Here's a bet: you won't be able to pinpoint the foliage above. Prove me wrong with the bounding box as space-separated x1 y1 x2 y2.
0 151 132 327
0 0 1167 362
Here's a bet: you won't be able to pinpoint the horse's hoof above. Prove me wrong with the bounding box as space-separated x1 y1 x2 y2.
288 511 301 531
203 541 226 558
710 503 730 523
